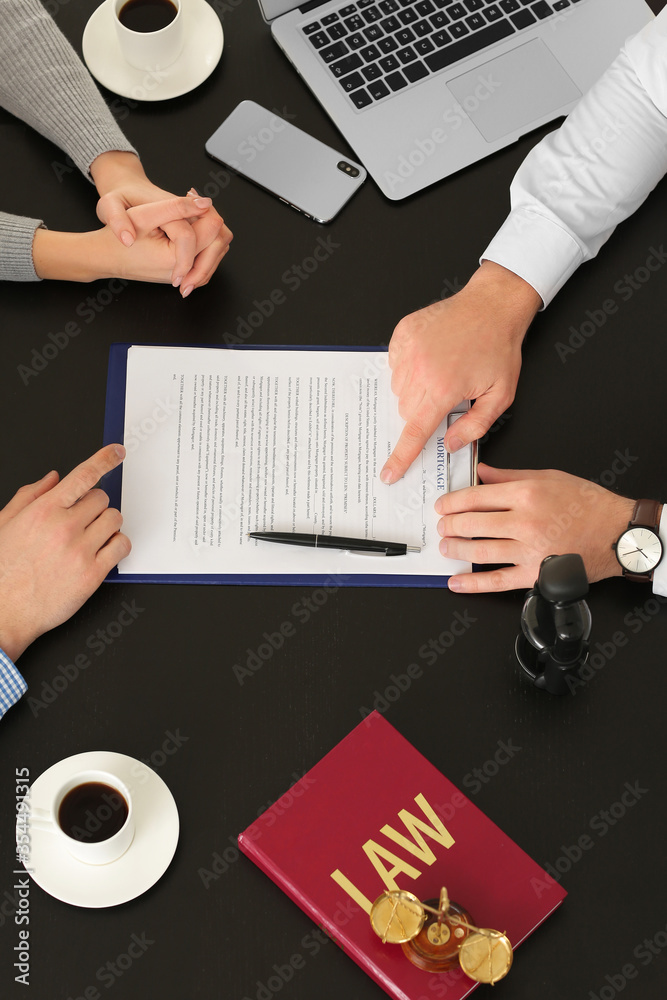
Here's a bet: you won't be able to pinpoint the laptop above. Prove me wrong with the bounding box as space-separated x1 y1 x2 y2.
261 0 654 199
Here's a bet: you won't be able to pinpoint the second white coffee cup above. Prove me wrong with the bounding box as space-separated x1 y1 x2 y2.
113 0 184 72
31 769 135 865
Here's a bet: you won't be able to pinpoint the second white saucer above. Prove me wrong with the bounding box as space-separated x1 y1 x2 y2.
18 750 179 908
82 0 224 101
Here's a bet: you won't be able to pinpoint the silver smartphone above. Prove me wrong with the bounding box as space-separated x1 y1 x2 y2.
205 101 366 223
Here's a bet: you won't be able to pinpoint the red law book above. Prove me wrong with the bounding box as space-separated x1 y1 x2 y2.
238 712 566 1000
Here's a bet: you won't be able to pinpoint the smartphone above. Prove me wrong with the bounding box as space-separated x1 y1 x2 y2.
205 101 366 223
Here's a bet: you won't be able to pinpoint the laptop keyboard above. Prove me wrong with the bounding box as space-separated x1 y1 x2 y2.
301 0 582 111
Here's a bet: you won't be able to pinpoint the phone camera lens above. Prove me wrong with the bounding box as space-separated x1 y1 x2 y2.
338 161 359 177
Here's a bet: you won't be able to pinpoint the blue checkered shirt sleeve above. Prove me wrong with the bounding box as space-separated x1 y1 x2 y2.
0 647 27 718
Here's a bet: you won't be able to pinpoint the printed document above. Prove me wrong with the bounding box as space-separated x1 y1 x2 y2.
117 346 473 580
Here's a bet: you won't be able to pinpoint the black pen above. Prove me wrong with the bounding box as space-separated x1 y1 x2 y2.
248 532 421 557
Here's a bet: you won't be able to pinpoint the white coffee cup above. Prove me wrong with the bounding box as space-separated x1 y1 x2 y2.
113 0 184 72
31 769 135 866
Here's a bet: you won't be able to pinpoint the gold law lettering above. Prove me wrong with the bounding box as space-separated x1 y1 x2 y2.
330 869 373 914
330 792 455 914
381 792 455 862
362 841 422 889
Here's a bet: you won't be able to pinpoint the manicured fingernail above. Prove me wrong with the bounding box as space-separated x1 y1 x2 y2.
380 468 394 485
188 187 200 196
172 275 182 288
121 231 134 247
181 285 194 298
447 436 464 453
434 498 443 514
448 577 462 592
114 445 126 459
439 538 448 553
193 197 212 208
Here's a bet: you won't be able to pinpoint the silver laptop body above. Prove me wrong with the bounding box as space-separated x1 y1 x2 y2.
262 0 654 199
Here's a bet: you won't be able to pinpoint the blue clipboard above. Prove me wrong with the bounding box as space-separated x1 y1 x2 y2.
103 343 470 588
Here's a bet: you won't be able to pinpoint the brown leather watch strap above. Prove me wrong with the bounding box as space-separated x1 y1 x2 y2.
630 498 662 532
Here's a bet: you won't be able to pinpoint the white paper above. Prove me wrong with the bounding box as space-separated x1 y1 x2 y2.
118 347 473 580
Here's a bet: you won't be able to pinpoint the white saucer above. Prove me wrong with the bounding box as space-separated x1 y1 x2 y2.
82 0 224 101
17 751 179 908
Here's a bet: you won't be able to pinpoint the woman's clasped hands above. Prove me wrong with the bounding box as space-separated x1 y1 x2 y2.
32 152 232 295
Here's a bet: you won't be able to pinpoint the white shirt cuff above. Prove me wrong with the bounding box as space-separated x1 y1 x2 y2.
482 209 584 308
653 505 667 597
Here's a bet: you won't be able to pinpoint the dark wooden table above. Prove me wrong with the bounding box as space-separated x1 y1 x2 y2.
1 2 666 998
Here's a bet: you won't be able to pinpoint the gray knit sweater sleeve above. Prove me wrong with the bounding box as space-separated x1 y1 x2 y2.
0 212 46 282
0 0 139 281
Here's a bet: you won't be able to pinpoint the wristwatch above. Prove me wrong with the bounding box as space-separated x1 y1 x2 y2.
614 499 664 582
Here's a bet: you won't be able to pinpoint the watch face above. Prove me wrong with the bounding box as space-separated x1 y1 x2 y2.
616 527 663 575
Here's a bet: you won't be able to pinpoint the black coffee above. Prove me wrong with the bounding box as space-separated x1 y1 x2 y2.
118 0 178 33
58 782 129 843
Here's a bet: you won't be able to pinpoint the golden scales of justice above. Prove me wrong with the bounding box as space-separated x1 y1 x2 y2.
369 886 513 985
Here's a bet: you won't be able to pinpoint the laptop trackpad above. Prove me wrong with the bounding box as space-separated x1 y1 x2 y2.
446 39 581 144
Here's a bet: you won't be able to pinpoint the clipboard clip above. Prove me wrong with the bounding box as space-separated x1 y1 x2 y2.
445 410 479 493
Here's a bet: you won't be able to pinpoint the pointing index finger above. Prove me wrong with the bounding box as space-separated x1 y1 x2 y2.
51 444 125 509
381 392 458 484
381 419 433 484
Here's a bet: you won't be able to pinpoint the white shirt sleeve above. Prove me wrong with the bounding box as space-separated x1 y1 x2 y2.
653 507 667 598
482 9 667 307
